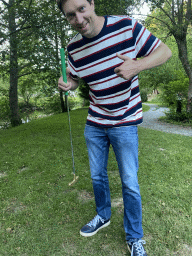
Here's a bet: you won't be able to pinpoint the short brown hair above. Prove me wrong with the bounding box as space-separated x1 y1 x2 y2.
56 0 92 15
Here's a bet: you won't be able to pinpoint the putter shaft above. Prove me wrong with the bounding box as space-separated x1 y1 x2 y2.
60 48 78 186
69 174 79 186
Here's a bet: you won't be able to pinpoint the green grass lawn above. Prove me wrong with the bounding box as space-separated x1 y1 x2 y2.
0 108 192 255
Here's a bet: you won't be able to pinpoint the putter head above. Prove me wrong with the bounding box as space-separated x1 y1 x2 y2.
68 174 79 186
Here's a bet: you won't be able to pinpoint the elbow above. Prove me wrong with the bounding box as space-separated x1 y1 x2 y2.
167 47 172 60
163 42 172 60
160 42 172 61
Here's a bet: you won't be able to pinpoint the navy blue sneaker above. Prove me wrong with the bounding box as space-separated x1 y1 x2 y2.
127 239 147 256
80 215 110 237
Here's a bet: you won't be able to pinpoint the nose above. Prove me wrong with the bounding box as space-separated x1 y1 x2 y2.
75 13 84 24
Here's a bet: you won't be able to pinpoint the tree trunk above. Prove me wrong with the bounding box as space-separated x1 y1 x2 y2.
8 0 22 126
188 76 192 112
175 36 192 112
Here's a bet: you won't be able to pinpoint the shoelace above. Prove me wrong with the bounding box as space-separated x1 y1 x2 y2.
128 239 146 256
87 215 104 228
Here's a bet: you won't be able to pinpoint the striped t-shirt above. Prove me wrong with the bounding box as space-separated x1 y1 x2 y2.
67 15 161 128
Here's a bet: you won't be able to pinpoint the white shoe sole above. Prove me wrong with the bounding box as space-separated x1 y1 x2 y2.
80 220 110 237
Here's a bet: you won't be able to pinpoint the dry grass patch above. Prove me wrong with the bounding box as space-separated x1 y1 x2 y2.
111 197 124 214
0 172 7 178
173 244 192 256
165 244 192 255
3 198 26 214
78 190 94 203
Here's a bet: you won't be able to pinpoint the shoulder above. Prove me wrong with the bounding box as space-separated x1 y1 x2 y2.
106 15 136 27
67 33 83 52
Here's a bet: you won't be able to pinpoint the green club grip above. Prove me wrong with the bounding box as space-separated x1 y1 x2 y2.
60 48 68 96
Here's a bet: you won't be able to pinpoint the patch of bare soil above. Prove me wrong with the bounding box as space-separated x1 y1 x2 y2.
78 190 94 203
111 198 124 214
0 172 7 178
5 198 26 214
173 244 192 256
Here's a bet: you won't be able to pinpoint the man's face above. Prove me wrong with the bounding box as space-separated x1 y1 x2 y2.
63 0 97 38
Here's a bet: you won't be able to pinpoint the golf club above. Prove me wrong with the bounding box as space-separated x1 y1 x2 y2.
60 48 79 186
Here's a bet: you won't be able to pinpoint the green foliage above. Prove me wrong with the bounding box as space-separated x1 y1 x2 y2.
139 36 184 90
94 0 135 15
78 79 90 101
160 71 189 109
18 76 40 106
140 88 148 102
144 0 192 113
0 0 72 126
43 94 62 113
0 83 10 124
164 108 192 123
0 95 10 122
44 93 83 113
159 70 192 122
139 62 177 89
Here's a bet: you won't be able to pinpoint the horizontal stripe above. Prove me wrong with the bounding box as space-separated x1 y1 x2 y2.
67 15 161 128
68 16 132 52
88 101 142 120
69 38 135 68
90 88 131 102
86 111 143 128
89 94 130 110
90 79 131 97
71 28 132 58
86 118 143 128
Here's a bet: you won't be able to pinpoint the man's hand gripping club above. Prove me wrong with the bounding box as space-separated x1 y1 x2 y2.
58 67 74 92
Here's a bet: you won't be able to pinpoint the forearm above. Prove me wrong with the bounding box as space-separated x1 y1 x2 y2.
114 42 172 80
137 42 172 73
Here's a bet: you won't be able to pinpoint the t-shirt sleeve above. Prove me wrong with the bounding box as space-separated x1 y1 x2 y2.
67 53 80 80
131 17 161 58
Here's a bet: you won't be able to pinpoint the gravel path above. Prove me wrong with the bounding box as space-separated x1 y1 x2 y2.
140 104 192 137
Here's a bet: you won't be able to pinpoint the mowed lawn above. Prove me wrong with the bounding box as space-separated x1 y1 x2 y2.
0 108 191 255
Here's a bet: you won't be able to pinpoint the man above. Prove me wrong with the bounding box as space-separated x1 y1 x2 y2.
57 0 172 255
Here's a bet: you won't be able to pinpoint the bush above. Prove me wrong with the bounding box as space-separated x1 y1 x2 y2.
0 95 10 122
19 102 34 113
44 93 83 113
160 72 188 110
165 108 192 123
0 86 10 124
78 79 89 100
45 94 61 113
140 89 148 102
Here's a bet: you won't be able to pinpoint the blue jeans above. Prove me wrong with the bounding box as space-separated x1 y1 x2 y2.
84 125 143 240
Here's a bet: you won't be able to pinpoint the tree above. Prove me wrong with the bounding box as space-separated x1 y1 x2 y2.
139 35 185 90
8 0 22 126
94 0 136 15
144 0 192 111
0 0 70 126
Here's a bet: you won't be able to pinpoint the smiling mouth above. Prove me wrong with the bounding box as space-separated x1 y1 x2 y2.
78 22 88 30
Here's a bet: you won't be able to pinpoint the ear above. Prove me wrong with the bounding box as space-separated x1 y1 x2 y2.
90 0 95 8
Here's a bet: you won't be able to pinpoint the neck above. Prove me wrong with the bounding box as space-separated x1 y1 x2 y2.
95 16 105 34
87 15 105 38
